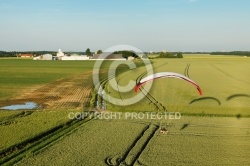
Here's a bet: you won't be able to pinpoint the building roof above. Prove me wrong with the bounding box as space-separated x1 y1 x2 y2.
17 53 34 57
92 53 124 59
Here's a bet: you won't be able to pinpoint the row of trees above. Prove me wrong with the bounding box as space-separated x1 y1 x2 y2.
113 51 138 58
0 51 16 57
0 51 58 57
158 52 183 58
2 49 250 58
0 49 100 57
210 51 250 56
85 49 139 58
85 48 102 56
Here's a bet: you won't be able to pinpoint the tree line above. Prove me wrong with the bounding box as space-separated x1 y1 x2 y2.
210 51 250 56
158 52 183 58
0 51 58 57
113 51 138 58
0 51 88 57
0 51 16 57
2 50 249 57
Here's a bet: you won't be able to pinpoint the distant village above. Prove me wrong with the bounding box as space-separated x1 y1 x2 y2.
16 49 136 61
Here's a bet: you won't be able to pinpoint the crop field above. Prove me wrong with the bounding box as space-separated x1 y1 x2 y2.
14 116 250 166
0 59 120 110
0 110 79 151
0 59 96 100
0 59 99 165
106 55 250 117
0 56 250 165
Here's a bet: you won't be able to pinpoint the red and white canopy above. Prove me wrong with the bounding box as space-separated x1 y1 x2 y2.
135 72 202 96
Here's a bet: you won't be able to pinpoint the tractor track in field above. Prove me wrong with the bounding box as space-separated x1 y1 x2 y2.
96 74 116 109
0 71 94 165
0 116 93 166
97 66 145 106
184 63 190 78
96 67 132 108
136 71 159 109
116 68 139 101
0 72 93 110
211 64 250 84
105 124 159 166
136 63 168 111
115 61 159 102
0 111 33 127
96 61 167 110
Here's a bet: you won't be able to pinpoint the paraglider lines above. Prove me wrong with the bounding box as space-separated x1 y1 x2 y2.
135 63 168 111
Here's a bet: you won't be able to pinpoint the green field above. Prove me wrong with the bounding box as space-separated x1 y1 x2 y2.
0 56 250 165
106 55 250 117
0 59 98 100
15 116 250 166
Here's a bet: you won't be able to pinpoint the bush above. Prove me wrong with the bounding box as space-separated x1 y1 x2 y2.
177 53 183 58
158 52 183 58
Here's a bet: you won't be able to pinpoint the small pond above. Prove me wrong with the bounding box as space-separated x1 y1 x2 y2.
0 102 39 110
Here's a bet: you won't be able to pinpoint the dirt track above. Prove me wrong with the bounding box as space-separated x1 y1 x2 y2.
0 72 93 110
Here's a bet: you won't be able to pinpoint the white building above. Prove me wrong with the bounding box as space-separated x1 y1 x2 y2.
57 49 64 59
33 54 52 60
61 55 89 60
42 54 53 60
56 49 89 60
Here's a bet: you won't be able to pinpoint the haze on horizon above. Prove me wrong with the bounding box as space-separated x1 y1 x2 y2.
0 0 249 52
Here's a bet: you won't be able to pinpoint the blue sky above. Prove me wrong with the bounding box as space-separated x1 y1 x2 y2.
0 0 249 52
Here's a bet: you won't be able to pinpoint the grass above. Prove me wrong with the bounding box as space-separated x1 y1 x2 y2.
0 59 98 100
147 53 160 58
105 55 250 116
0 59 115 154
15 118 147 166
14 116 250 166
139 116 250 166
0 110 78 152
0 59 144 150
0 56 249 165
0 58 144 164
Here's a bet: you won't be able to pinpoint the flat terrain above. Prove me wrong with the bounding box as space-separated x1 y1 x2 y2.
107 55 250 116
0 110 77 151
0 56 250 165
0 72 92 110
15 116 250 166
0 59 97 100
0 59 118 110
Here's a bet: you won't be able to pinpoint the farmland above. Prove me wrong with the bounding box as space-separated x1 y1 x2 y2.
0 59 95 100
15 116 250 166
0 55 250 165
106 55 250 117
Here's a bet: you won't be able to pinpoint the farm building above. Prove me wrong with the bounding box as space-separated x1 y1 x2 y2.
91 53 126 60
61 55 89 60
42 54 53 60
127 56 135 60
33 54 53 60
56 49 64 60
56 49 89 60
33 56 40 60
17 53 34 58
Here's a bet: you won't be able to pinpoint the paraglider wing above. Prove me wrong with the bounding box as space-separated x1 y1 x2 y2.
135 72 202 95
